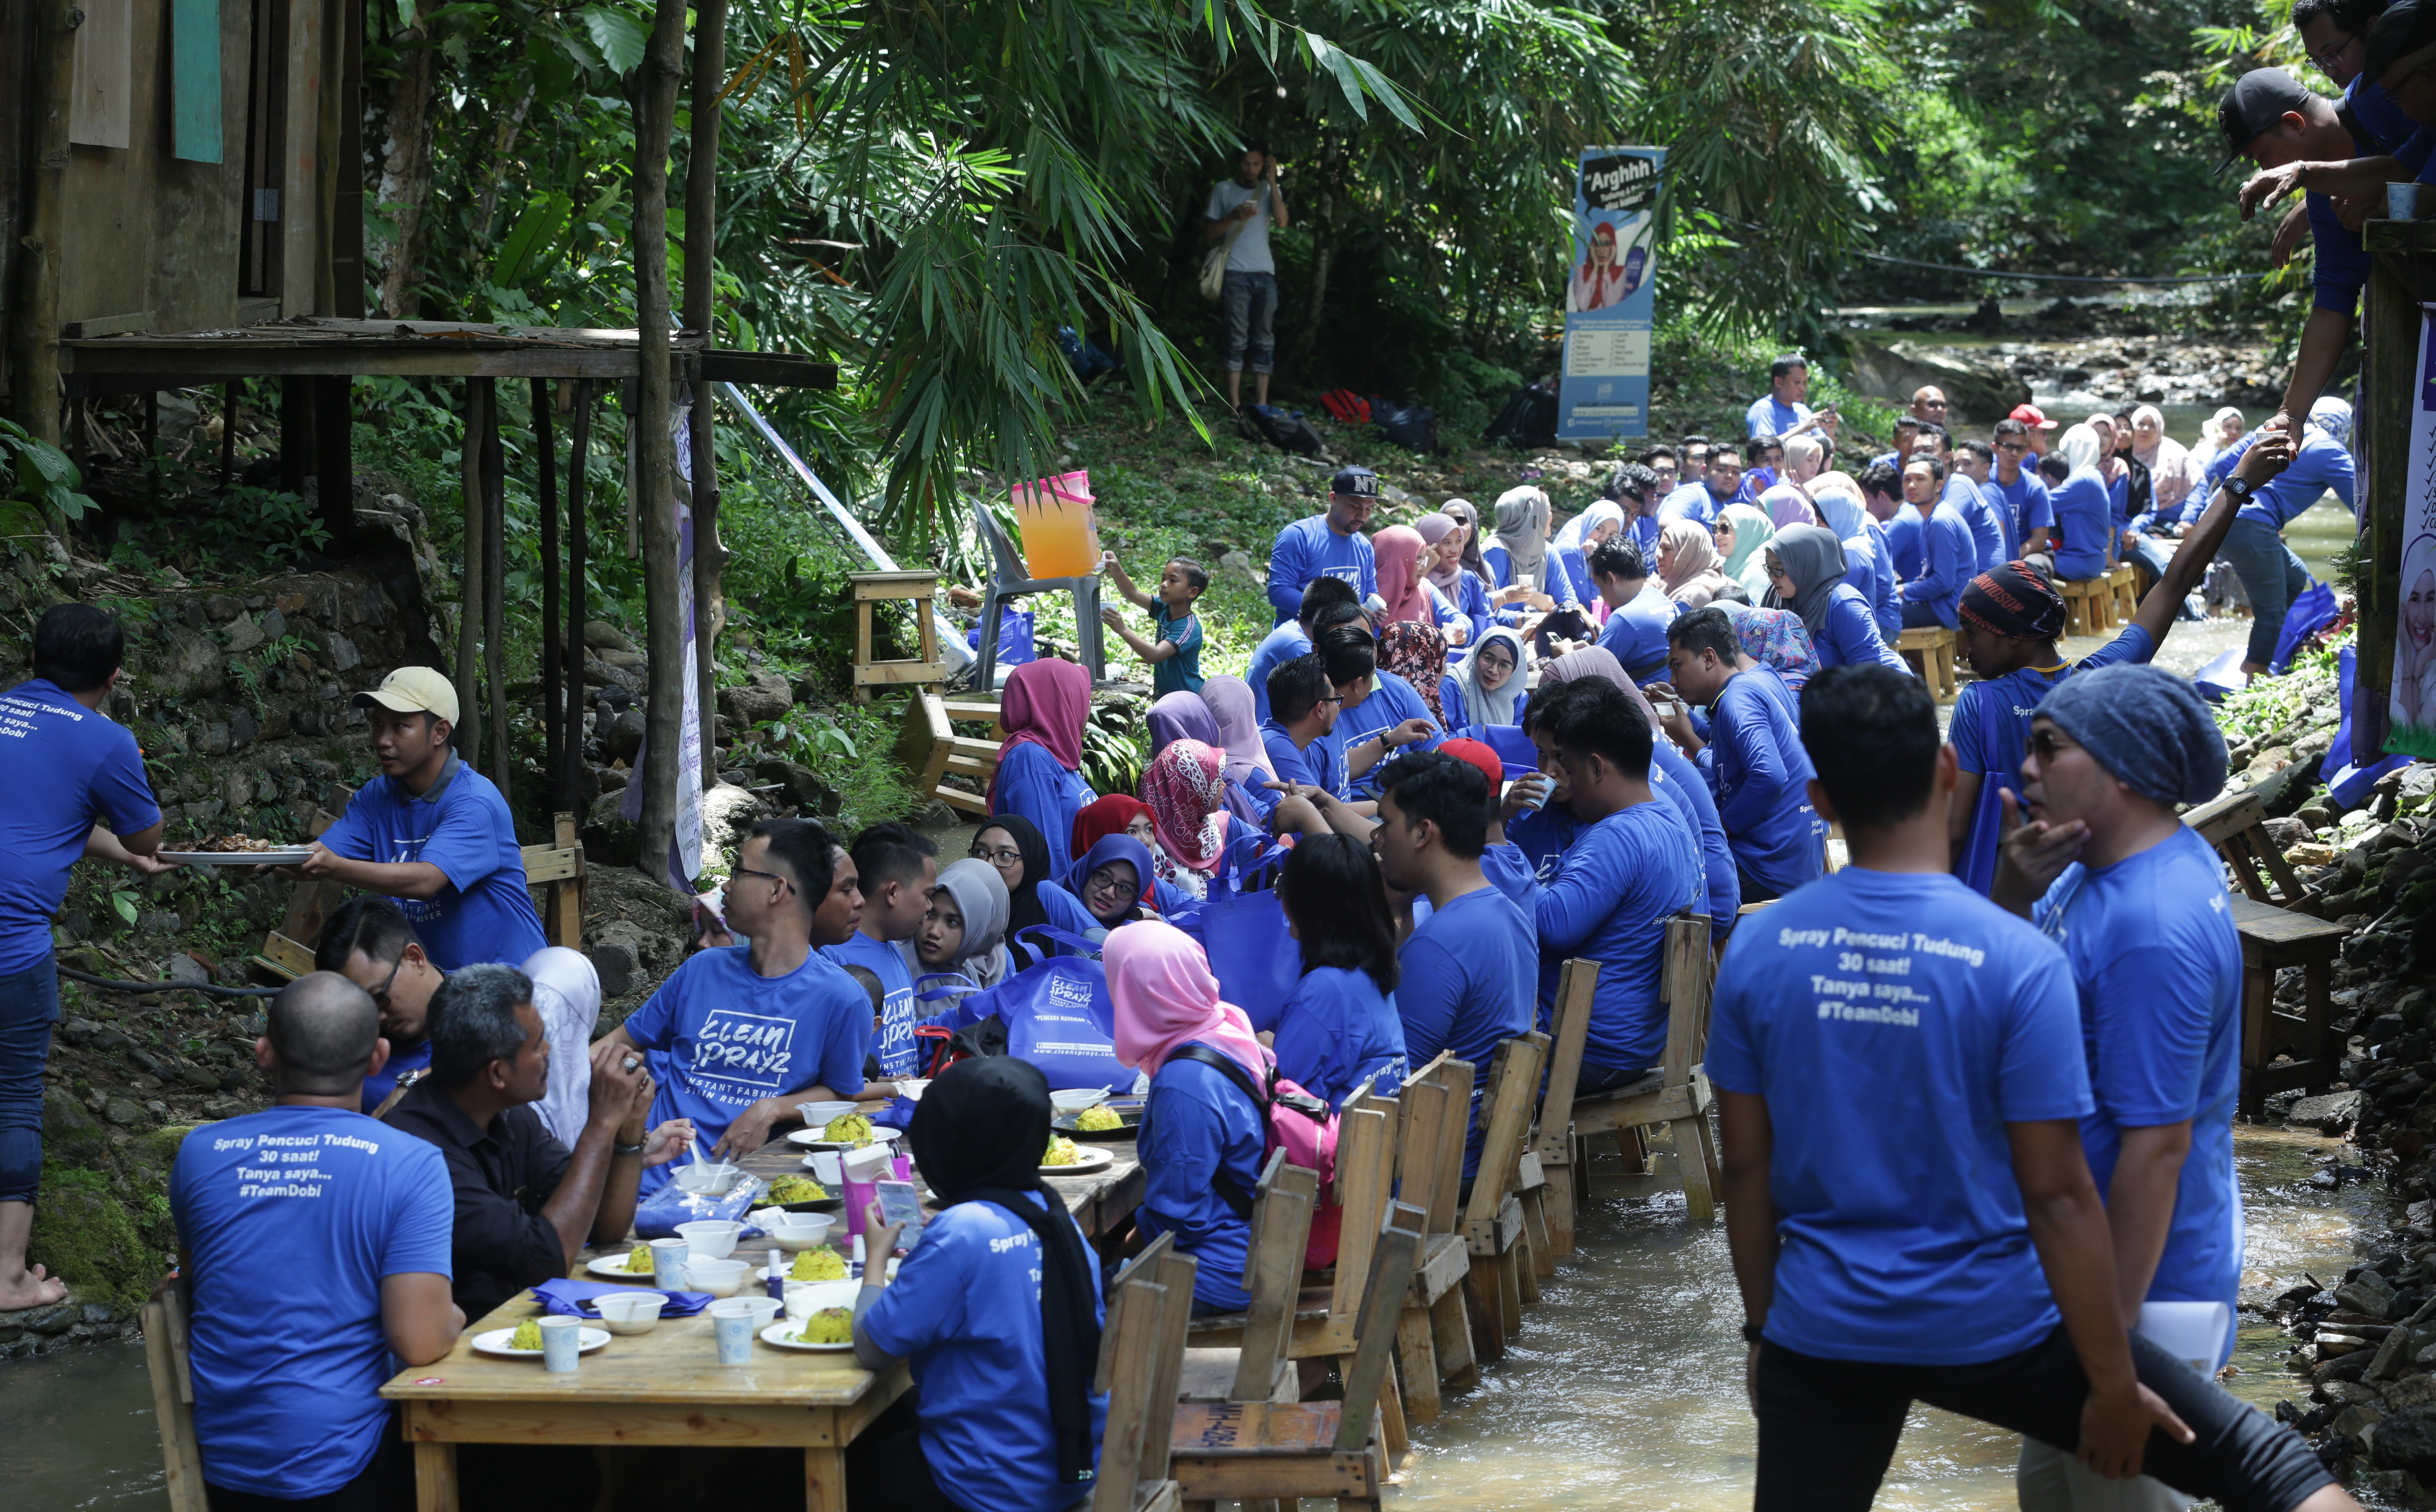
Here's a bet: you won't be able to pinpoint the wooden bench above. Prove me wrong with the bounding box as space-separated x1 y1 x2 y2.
2059 576 2112 638
1565 916 1722 1225
849 570 947 703
1176 1153 1312 1411
1392 1053 1478 1422
1895 625 1958 702
1528 960 1599 1266
2186 789 2308 907
142 1278 207 1512
894 690 1008 817
2108 562 2140 625
2231 893 2349 1117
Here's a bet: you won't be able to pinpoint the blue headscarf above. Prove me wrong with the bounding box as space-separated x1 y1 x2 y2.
1062 834 1158 926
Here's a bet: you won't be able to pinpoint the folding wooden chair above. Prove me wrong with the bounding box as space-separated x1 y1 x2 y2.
142 1277 209 1512
1093 1233 1197 1512
1389 1053 1478 1423
520 812 586 949
1173 1205 1424 1512
1566 917 1722 1224
1176 1152 1313 1408
1461 1032 1551 1363
2184 788 2308 906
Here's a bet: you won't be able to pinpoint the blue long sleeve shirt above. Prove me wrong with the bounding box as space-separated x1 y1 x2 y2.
1651 739 1737 942
1987 467 2054 561
2306 189 2369 316
1245 620 1312 724
1266 515 1375 624
991 741 1095 882
2051 473 2116 580
1330 670 1442 800
1883 508 1923 581
1857 520 1902 639
2208 426 2358 532
1696 667 1824 894
1658 483 1729 529
1596 580 1679 683
1395 885 1535 1176
1812 584 1912 674
1898 502 1974 630
1947 474 2006 572
1523 799 1703 1073
1137 1048 1267 1310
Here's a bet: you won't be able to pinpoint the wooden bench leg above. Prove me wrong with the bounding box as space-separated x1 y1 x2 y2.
1618 1125 1652 1176
2239 948 2272 1118
1542 1158 1577 1260
2304 960 2335 1095
1937 642 1957 701
1516 1226 1543 1305
1520 1186 1556 1278
1431 1287 1478 1391
1396 1304 1442 1424
1676 1114 1720 1226
1368 1347 1410 1463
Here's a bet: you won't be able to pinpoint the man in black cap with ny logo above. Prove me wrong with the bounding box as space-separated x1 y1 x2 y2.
1265 465 1380 626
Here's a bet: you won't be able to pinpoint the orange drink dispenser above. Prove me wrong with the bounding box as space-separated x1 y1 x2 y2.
1008 471 1102 580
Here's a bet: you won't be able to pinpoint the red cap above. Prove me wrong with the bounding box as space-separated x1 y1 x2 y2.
1437 737 1504 791
2008 403 2058 430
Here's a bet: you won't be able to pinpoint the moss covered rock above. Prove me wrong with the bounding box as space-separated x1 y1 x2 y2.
28 1125 189 1312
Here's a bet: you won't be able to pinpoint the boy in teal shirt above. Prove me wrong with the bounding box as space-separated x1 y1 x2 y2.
1100 553 1208 695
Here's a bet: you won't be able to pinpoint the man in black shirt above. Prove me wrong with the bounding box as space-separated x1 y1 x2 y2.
387 963 690 1322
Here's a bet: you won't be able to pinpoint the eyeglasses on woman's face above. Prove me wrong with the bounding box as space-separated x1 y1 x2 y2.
1085 866 1140 907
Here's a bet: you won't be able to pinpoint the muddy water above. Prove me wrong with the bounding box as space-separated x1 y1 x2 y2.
1388 1124 2380 1510
0 1127 2380 1510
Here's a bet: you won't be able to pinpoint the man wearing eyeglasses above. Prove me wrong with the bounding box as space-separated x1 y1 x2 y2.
594 817 873 1186
1987 419 2056 569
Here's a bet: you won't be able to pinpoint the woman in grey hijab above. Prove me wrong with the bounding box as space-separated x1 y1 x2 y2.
904 858 1014 989
1490 485 1553 592
1764 524 1908 673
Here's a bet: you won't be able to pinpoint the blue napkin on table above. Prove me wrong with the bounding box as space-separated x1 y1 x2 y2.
532 1276 714 1318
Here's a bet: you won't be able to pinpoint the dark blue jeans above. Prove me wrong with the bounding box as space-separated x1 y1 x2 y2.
1222 270 1276 374
0 955 58 1204
2221 515 2311 668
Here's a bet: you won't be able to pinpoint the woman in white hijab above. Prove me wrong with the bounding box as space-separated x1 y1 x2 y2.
2128 405 2195 526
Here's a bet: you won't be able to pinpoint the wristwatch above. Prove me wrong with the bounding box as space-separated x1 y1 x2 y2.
613 1139 646 1157
2222 475 2255 502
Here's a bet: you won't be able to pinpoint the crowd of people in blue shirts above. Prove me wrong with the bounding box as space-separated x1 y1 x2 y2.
0 300 2363 1512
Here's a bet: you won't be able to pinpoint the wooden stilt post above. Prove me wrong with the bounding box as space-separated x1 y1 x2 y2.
537 379 561 809
685 0 728 787
565 381 591 807
632 0 689 879
8 0 78 443
218 384 239 488
456 378 487 761
482 385 510 794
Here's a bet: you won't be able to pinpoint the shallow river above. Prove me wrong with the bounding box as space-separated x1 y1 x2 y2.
0 1126 2375 1510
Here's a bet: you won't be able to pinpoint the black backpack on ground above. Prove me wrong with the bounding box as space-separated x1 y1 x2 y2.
1237 404 1326 457
1369 396 1439 454
1483 384 1558 450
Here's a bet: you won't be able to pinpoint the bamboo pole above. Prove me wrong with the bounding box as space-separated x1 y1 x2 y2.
456 379 488 762
632 0 690 881
566 382 592 809
685 0 728 789
7 0 78 443
537 380 561 807
482 387 510 794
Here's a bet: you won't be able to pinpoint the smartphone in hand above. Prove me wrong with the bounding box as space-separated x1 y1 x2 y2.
875 1180 925 1249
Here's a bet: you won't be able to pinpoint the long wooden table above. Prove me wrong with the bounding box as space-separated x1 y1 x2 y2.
381 1131 1146 1510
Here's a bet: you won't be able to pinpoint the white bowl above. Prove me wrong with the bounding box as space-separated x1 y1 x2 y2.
673 1162 744 1195
594 1291 668 1335
676 1220 745 1259
805 1151 844 1185
1049 1088 1109 1114
683 1257 749 1297
757 1213 835 1252
894 1078 931 1102
731 1295 782 1331
794 1100 860 1127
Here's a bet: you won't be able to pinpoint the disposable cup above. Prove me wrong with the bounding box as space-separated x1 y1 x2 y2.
650 1236 690 1292
537 1315 582 1373
2392 182 2421 221
710 1299 758 1364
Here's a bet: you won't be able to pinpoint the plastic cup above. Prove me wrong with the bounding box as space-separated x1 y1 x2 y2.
650 1236 690 1292
709 1299 758 1364
2391 182 2421 221
537 1315 582 1372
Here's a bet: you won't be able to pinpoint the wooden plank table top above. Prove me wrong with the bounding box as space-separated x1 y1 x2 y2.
733 1131 1146 1239
2228 893 2351 947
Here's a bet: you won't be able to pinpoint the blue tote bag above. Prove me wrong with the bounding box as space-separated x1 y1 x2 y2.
1171 835 1301 1034
932 927 1135 1092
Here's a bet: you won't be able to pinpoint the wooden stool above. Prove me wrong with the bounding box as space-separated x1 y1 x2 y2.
2059 578 2110 637
1895 625 1958 702
1462 1033 1551 1363
1566 916 1722 1225
894 691 1006 816
2185 789 2309 906
849 570 946 703
523 813 587 949
2232 894 2348 1116
2109 563 2140 624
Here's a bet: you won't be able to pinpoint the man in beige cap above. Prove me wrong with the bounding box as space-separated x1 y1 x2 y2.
277 668 547 972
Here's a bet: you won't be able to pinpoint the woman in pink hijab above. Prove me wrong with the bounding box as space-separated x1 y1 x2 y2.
988 657 1098 879
1107 921 1272 1311
1371 523 1433 627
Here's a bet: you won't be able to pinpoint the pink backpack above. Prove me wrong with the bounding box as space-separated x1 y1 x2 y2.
1170 1045 1344 1267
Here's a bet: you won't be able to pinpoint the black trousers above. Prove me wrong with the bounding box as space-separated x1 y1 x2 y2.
843 1392 965 1512
1754 1325 2331 1512
206 1426 411 1512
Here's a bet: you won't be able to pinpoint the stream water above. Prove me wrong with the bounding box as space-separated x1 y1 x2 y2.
0 1126 2376 1510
